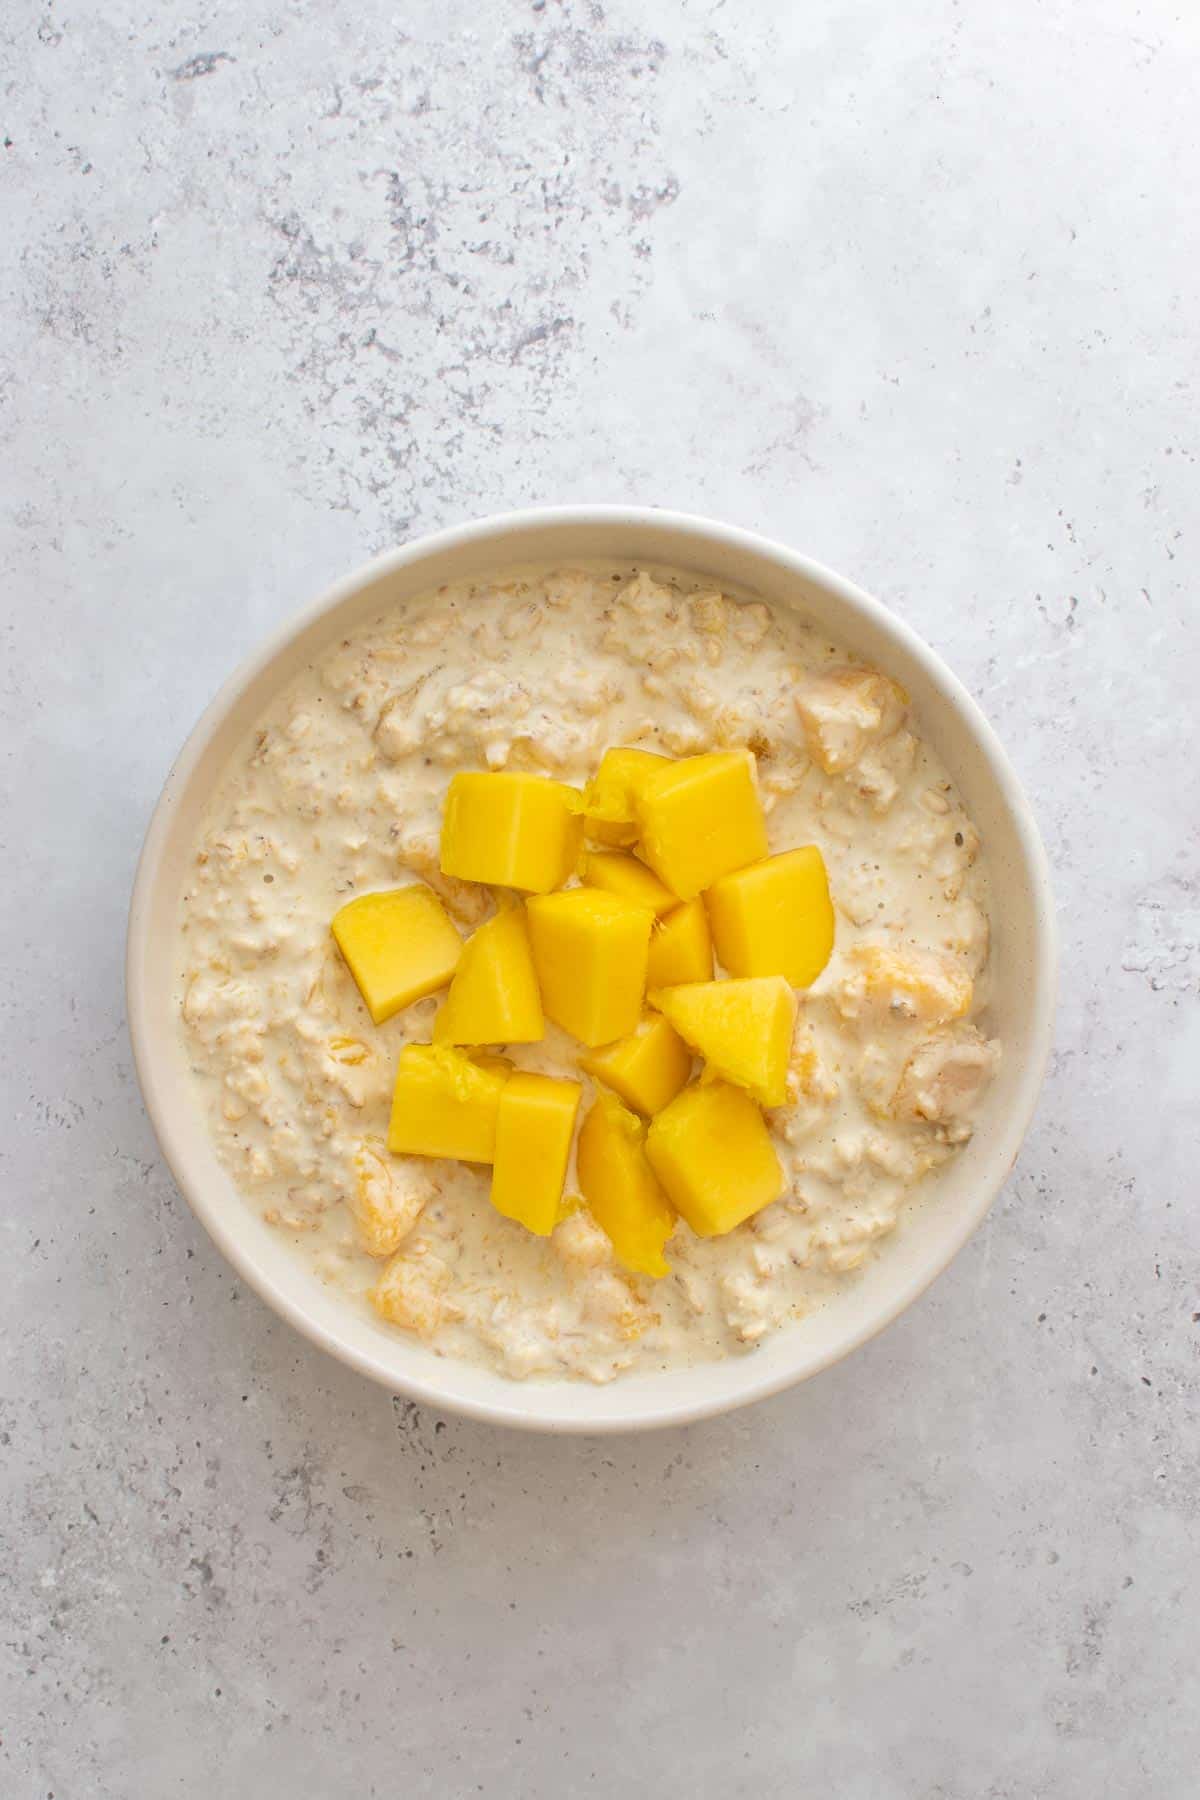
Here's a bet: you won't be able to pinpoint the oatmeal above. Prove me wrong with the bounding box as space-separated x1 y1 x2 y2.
177 566 998 1382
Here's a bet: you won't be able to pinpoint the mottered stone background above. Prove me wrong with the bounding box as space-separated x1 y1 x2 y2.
2 1 1197 1794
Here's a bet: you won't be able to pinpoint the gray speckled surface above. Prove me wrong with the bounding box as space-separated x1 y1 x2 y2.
3 0 1198 1793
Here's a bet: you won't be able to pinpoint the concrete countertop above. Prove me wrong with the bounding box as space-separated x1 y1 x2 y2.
3 1 1196 1793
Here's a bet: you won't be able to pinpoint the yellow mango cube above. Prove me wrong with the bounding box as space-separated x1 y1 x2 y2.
433 905 543 1046
634 750 768 900
490 1072 582 1236
580 850 679 918
387 1044 509 1162
331 884 462 1025
525 888 654 1047
650 976 797 1107
646 899 714 989
440 771 583 893
576 1092 675 1277
706 846 835 988
579 1012 693 1117
584 746 670 846
646 1081 784 1237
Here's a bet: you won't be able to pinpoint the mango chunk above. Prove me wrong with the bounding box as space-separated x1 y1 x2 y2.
833 943 972 1026
650 976 797 1107
369 1248 452 1336
386 1044 509 1162
634 750 768 900
331 884 462 1025
576 1092 675 1277
525 888 654 1047
440 771 583 893
794 666 907 775
352 1140 431 1256
706 846 835 988
490 1072 582 1236
584 747 670 846
433 905 543 1046
579 1012 693 1117
646 899 714 989
646 1081 784 1237
891 1024 997 1128
580 850 679 918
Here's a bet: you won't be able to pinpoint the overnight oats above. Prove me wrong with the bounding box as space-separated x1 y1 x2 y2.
177 566 999 1383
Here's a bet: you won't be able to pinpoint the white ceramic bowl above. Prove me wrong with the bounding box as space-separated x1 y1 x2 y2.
127 507 1056 1433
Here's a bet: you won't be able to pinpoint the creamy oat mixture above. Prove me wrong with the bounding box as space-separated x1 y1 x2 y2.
177 566 998 1382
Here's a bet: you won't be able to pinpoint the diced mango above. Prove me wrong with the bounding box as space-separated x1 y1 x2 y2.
891 1024 997 1127
440 771 583 893
580 850 678 918
634 750 768 900
705 846 835 988
833 943 972 1026
584 746 670 846
646 899 714 988
433 905 543 1046
331 884 462 1025
525 888 654 1047
386 1044 509 1162
490 1072 582 1236
351 1140 430 1256
576 1092 675 1277
369 1248 452 1336
794 666 907 775
579 1012 693 1117
650 977 797 1107
646 1082 784 1237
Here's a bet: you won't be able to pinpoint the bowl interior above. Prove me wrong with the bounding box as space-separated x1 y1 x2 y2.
128 510 1055 1431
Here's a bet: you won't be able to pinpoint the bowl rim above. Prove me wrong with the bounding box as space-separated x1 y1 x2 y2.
126 504 1058 1433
